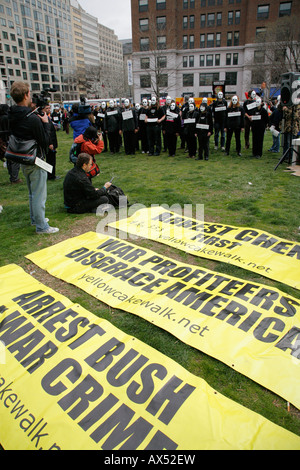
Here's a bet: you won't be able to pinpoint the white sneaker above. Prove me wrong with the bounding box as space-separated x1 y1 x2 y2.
37 226 59 234
214 146 218 150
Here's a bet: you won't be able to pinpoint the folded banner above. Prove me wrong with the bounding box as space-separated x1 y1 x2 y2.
2 265 299 450
26 232 300 410
108 206 300 290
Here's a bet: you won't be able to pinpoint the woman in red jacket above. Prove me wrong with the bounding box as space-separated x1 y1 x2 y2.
74 126 104 178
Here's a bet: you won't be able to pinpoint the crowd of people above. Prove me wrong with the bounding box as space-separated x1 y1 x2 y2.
0 80 299 230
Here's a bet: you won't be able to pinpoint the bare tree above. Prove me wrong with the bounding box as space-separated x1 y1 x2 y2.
247 15 300 98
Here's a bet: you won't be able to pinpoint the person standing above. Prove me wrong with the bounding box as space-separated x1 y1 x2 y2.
104 99 121 154
8 81 59 233
0 104 22 184
95 102 108 153
120 99 138 155
250 97 269 158
212 92 227 151
145 96 165 156
225 96 244 156
138 98 149 154
43 104 58 180
243 90 257 149
268 97 283 153
195 102 213 160
163 101 181 157
183 102 198 158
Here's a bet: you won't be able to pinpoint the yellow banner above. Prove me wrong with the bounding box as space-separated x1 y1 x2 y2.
108 206 300 290
26 232 300 410
1 265 299 450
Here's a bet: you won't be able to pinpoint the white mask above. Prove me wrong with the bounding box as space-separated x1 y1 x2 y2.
232 96 238 105
151 96 157 106
188 97 194 104
170 102 176 111
142 99 148 107
189 104 194 111
202 97 208 104
124 99 130 107
101 102 106 109
256 97 262 106
109 100 114 108
200 106 205 112
135 103 140 111
166 96 172 105
251 91 256 100
217 92 223 100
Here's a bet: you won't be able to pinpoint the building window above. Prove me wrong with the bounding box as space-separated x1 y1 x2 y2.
216 12 222 26
216 32 221 47
157 35 166 49
139 0 148 12
183 0 188 8
226 53 231 65
140 37 149 51
256 27 266 38
207 13 215 26
233 52 238 65
156 0 166 10
228 11 233 25
254 50 265 63
158 73 168 87
199 72 219 86
234 31 239 46
140 74 151 87
189 34 194 49
183 56 188 67
183 16 188 29
206 54 213 66
227 32 232 46
190 15 195 28
157 16 166 29
279 2 292 16
200 14 206 27
199 55 205 67
157 56 167 68
183 73 194 86
235 10 240 24
139 18 149 31
183 35 188 49
257 5 270 20
200 34 205 48
225 71 237 85
215 54 220 66
189 55 194 67
207 33 214 47
141 57 150 69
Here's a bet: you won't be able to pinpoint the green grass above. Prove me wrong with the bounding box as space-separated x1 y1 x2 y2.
1 128 300 442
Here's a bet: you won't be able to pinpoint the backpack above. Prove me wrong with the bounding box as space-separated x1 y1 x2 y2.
106 184 128 207
69 142 82 164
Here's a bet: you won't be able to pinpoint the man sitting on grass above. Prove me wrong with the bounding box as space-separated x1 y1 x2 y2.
63 153 111 214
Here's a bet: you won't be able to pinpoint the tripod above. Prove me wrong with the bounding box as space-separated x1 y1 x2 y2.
274 104 299 170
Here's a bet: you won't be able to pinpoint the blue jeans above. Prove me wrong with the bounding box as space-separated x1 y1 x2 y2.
21 164 49 232
270 133 280 152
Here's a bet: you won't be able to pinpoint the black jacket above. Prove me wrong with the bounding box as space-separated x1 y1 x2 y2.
196 109 213 135
8 105 50 157
63 166 106 208
225 106 244 129
212 99 227 123
120 107 138 132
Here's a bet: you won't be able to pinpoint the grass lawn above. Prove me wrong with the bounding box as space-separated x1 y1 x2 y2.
1 127 300 443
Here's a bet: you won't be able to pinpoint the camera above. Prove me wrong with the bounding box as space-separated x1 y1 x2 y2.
32 87 57 116
78 95 91 114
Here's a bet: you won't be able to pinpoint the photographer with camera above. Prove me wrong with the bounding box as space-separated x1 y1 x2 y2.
7 81 59 234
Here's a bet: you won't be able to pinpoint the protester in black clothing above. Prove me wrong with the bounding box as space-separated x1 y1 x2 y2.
225 95 244 156
183 102 198 158
63 153 111 214
145 96 165 156
43 104 58 180
120 99 138 155
243 90 257 149
95 102 108 152
250 97 269 158
195 103 213 161
212 91 227 151
163 101 181 157
0 104 22 184
104 99 121 154
138 99 149 153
